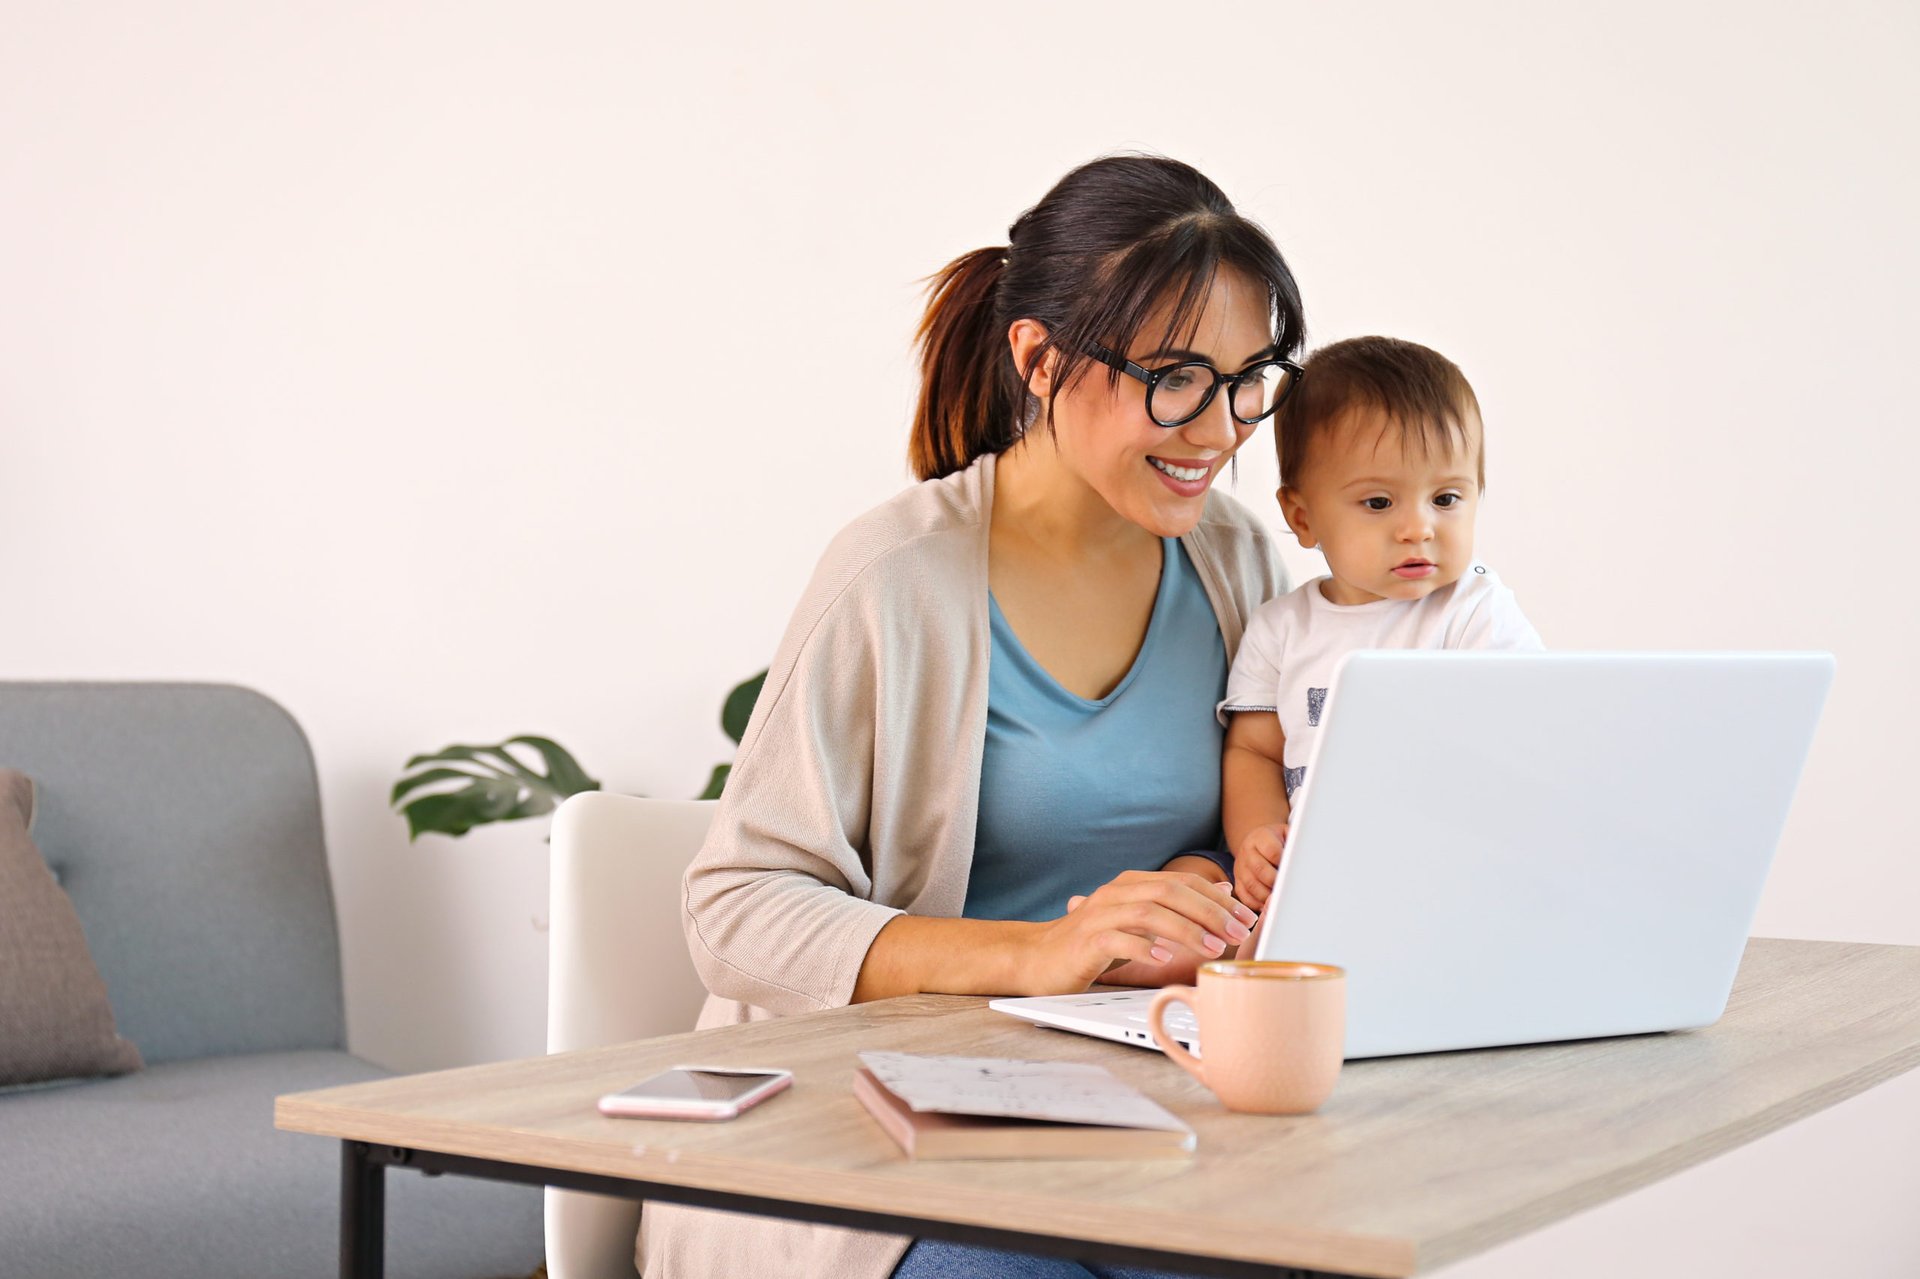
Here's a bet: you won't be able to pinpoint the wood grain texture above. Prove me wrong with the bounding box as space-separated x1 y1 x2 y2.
277 939 1920 1277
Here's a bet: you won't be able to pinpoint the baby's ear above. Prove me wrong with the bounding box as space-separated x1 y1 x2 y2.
1277 486 1315 548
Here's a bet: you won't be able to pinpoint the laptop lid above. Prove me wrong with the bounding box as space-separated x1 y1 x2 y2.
1252 651 1833 1058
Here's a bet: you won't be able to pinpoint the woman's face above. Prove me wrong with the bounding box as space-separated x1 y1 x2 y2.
1037 269 1276 538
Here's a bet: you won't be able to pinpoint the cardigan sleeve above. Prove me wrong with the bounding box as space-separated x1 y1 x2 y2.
680 541 909 1017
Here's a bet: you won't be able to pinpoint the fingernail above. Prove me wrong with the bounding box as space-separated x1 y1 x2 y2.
1203 933 1226 955
1224 919 1251 942
1150 945 1173 963
1233 903 1257 924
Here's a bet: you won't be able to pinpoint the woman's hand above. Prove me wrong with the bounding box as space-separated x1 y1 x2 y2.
1026 868 1256 995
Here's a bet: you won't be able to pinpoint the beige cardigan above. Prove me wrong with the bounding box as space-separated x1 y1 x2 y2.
645 451 1287 1279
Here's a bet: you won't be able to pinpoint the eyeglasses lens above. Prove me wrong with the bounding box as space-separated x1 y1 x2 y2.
1148 361 1294 427
1148 364 1215 426
1231 362 1292 423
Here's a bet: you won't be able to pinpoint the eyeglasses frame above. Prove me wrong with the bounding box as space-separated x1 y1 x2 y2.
1084 342 1305 429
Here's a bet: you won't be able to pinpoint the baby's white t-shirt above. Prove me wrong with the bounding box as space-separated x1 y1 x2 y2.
1218 565 1542 800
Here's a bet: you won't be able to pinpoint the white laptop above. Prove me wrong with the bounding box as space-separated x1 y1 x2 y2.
991 651 1834 1059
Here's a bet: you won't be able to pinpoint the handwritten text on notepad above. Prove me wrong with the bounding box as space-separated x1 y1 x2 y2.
857 1051 1190 1132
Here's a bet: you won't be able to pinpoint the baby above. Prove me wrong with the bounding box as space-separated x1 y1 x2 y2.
1221 336 1542 911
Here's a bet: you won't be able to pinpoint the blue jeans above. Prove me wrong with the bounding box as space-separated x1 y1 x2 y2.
890 1239 1201 1278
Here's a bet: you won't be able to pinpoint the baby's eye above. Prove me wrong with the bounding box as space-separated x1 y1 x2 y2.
1362 497 1392 511
1434 493 1462 508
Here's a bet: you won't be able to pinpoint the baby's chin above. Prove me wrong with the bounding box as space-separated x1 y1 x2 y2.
1369 566 1467 601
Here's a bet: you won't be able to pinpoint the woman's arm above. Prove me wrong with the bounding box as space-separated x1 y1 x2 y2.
851 916 1039 1002
851 869 1255 1002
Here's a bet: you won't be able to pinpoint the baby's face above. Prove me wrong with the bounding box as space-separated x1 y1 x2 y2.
1280 408 1483 606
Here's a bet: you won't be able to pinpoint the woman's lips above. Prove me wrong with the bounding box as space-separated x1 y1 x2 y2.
1146 455 1212 497
1392 561 1437 579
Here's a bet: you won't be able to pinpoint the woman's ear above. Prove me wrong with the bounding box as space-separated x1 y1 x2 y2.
1278 486 1316 548
1007 318 1055 398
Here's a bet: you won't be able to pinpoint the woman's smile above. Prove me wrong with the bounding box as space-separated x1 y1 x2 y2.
1146 454 1216 497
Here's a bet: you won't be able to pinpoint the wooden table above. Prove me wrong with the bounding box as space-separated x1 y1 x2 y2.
277 939 1920 1278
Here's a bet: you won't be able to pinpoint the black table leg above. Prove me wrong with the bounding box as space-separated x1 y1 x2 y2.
341 1141 385 1279
337 1141 1355 1279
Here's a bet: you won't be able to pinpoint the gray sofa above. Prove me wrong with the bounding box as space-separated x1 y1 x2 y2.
0 682 542 1279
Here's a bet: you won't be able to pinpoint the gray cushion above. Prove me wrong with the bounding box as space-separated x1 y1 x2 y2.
0 684 345 1063
0 1050 543 1279
0 769 144 1087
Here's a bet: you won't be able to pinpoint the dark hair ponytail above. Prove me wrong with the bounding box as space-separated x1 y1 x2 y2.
908 154 1305 482
911 247 1019 485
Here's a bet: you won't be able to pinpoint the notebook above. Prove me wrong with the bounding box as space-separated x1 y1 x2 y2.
852 1051 1194 1160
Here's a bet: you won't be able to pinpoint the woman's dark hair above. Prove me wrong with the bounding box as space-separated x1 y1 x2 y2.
910 155 1306 482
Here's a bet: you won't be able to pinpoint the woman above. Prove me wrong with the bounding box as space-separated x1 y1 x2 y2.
648 155 1306 1279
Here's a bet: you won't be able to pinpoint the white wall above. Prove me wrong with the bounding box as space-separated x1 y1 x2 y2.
5 6 1916 1258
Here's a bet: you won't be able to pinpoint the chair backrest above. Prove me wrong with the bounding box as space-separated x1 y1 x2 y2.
545 792 715 1279
0 682 345 1064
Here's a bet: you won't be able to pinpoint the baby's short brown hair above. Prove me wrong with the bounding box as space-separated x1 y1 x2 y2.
1277 336 1484 489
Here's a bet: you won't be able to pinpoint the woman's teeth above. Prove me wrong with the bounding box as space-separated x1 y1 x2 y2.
1148 457 1208 483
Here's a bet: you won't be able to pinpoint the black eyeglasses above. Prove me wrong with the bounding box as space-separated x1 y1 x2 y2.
1085 343 1304 428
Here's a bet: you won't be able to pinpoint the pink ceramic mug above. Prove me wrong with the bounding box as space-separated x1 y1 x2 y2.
1147 960 1346 1115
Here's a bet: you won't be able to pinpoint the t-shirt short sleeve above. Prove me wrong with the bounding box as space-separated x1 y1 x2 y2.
1447 569 1545 651
1217 597 1288 723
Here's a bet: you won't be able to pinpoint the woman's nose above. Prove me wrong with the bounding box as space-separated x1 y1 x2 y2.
1181 392 1239 451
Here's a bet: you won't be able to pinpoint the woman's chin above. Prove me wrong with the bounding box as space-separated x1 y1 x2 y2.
1137 502 1208 540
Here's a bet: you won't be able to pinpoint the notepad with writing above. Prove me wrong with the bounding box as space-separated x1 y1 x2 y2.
853 1051 1195 1160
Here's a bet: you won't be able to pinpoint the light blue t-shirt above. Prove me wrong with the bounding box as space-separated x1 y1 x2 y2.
963 539 1229 923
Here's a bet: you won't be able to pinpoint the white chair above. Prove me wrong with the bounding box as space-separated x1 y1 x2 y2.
545 793 716 1279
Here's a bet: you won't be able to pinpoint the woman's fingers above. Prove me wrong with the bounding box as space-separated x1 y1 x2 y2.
1117 900 1223 957
1064 870 1264 974
1096 872 1252 929
1094 928 1163 967
1127 877 1256 946
1184 875 1258 929
1211 880 1260 928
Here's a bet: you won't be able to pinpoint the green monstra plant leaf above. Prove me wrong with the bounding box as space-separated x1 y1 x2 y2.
392 668 770 842
722 671 765 744
391 737 602 841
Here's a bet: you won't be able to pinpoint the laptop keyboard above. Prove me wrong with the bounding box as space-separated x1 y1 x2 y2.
1128 1007 1198 1039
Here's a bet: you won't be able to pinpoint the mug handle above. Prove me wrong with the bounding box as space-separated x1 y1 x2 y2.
1148 986 1207 1085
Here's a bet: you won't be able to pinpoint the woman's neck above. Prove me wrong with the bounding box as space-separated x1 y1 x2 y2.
992 436 1159 562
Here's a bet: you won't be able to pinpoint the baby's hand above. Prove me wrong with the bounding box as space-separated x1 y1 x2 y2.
1233 824 1288 912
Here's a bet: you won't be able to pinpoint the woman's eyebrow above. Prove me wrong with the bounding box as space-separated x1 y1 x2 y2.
1138 342 1281 366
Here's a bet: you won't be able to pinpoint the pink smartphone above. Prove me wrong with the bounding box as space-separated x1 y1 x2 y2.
596 1065 793 1121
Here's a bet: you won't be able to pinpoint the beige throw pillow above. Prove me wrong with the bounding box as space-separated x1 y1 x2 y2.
0 768 144 1086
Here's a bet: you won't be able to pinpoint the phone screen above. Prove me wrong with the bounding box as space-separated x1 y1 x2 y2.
615 1069 781 1103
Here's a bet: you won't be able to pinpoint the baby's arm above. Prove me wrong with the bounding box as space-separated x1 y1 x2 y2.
1223 710 1292 912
